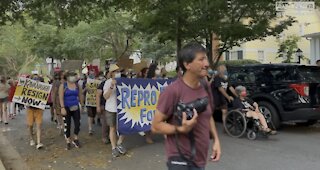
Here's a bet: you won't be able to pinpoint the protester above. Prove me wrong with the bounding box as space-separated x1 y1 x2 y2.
212 64 238 124
84 70 99 135
96 71 110 144
59 71 84 150
52 71 64 132
47 78 55 122
233 85 277 135
0 76 10 124
103 64 127 157
152 42 221 169
160 67 168 79
27 73 45 149
8 79 17 119
316 59 320 67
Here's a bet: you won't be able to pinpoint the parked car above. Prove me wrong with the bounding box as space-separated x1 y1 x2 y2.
227 64 320 129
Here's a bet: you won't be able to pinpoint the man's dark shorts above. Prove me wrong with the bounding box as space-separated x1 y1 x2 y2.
87 106 97 118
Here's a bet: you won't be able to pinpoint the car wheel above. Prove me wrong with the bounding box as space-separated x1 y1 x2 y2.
258 101 281 130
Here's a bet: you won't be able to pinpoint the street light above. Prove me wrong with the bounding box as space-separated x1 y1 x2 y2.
296 48 303 64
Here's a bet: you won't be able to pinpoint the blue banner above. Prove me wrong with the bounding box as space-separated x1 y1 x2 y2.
116 78 174 135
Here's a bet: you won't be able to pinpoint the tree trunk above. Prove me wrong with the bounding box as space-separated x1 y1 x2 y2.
206 34 214 69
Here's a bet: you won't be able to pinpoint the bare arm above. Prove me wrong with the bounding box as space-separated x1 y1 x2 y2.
218 87 231 99
79 87 84 106
151 110 177 135
103 88 113 101
209 116 221 162
229 86 238 97
59 84 65 108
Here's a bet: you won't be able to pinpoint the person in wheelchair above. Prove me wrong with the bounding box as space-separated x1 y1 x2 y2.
233 85 277 135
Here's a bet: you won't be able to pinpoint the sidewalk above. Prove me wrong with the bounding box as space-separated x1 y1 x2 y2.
0 130 29 170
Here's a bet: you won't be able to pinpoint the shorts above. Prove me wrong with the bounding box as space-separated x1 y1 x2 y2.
87 106 97 118
214 95 228 109
106 111 117 127
0 97 8 103
27 108 43 126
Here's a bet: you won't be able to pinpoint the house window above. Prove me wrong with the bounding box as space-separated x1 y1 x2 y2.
225 51 230 61
257 50 265 62
237 50 243 60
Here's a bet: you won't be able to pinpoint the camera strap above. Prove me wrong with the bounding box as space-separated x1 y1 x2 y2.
172 78 211 164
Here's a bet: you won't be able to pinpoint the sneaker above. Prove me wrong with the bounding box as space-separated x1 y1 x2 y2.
112 148 121 158
30 140 35 146
0 120 2 123
4 122 8 125
72 140 81 148
89 130 94 136
117 144 127 154
66 143 72 150
36 143 44 149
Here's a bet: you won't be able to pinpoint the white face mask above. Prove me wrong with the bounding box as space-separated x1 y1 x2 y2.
68 76 77 83
114 73 121 78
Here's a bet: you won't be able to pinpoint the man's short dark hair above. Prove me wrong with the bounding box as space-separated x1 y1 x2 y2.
178 42 207 72
316 60 320 64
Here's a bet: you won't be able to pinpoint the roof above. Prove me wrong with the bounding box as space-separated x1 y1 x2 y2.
303 32 320 38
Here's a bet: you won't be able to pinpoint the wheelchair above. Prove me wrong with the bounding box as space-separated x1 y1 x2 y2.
223 109 274 140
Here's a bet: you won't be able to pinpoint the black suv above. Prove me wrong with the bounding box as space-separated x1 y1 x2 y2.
227 64 320 129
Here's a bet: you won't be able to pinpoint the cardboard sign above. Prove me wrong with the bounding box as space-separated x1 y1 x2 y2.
85 78 101 107
13 77 52 110
61 60 84 71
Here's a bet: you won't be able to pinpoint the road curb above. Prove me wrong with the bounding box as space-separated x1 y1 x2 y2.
0 131 29 170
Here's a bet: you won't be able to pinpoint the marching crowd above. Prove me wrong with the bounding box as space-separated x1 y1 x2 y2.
0 62 169 157
0 42 277 169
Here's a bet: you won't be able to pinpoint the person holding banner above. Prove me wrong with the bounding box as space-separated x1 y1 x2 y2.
103 64 127 158
59 71 84 150
0 76 10 125
152 42 221 170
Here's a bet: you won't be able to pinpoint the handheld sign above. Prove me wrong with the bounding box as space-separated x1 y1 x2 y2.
85 79 101 107
13 77 52 110
116 78 173 135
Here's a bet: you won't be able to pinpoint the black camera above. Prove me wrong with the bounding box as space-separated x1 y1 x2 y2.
175 97 209 124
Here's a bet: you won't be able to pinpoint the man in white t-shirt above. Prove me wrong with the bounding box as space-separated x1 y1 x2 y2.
103 64 127 158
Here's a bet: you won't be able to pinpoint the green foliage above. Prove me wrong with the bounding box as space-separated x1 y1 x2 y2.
0 23 37 75
276 35 306 63
218 59 261 67
115 0 295 68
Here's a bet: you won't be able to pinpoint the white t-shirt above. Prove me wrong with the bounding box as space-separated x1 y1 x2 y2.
103 78 117 113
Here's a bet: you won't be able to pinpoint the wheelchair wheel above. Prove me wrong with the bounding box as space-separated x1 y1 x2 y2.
247 130 257 140
224 110 247 138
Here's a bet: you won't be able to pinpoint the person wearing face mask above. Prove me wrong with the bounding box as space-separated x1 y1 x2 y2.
211 65 237 125
59 71 84 150
233 86 277 135
26 73 45 149
103 64 127 157
84 70 99 135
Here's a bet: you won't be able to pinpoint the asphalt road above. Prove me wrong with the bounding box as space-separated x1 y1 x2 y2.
1 109 320 170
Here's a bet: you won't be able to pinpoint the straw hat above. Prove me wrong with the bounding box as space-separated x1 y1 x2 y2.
109 64 120 73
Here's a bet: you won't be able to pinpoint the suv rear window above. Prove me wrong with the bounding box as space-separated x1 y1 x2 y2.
298 66 320 82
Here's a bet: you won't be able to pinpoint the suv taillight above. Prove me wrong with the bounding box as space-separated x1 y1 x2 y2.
289 84 309 96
